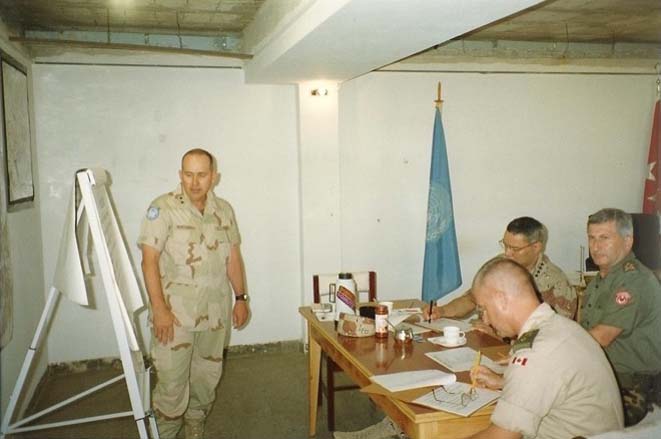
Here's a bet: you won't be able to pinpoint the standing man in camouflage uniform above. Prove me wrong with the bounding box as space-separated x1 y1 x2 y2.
426 216 577 320
580 208 661 426
138 148 249 439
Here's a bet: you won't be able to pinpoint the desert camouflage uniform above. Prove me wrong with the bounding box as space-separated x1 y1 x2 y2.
531 254 577 319
580 252 661 426
459 254 576 319
138 185 240 438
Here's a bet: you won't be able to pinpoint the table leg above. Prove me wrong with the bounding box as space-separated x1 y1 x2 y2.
308 325 321 437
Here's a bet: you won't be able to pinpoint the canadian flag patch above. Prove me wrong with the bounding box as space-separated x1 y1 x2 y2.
511 356 528 366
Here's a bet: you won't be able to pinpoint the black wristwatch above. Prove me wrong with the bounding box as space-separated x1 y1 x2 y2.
235 294 249 302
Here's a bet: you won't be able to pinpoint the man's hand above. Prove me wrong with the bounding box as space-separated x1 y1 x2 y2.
422 304 443 321
152 306 180 345
233 300 249 329
470 365 504 390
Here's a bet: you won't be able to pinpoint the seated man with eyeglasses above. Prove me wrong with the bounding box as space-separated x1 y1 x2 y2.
467 258 623 439
425 216 577 322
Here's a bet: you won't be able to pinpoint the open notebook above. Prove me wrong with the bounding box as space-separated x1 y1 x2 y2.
412 382 501 417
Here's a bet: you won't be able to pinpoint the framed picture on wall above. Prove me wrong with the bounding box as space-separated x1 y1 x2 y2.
1 55 34 205
0 56 12 348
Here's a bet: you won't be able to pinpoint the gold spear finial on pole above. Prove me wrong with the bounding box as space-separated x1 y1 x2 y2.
434 81 444 108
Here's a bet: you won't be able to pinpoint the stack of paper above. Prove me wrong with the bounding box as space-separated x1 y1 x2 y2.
425 347 507 374
369 369 456 392
394 322 431 335
387 308 423 327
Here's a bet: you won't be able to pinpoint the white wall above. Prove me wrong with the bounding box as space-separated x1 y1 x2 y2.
338 70 655 302
32 62 301 362
27 56 657 364
0 26 47 416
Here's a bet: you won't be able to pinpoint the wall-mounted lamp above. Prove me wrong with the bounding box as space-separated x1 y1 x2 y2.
311 88 329 96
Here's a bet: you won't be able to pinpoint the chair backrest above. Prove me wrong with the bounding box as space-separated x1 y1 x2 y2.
313 271 377 304
586 213 660 272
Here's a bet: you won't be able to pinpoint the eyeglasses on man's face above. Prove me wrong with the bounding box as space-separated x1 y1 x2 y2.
432 385 478 407
498 239 537 253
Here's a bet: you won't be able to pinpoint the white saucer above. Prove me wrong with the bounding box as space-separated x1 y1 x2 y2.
429 335 467 348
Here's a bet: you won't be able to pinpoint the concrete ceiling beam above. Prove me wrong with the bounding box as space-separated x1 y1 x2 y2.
243 0 545 84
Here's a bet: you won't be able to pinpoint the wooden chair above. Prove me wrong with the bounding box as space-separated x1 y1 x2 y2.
312 271 377 431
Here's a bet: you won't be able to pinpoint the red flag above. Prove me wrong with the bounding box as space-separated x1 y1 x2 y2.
643 100 661 214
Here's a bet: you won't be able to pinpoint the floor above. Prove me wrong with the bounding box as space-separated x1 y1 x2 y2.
11 347 384 439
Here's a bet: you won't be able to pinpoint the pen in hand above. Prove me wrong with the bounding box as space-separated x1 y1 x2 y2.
428 300 433 323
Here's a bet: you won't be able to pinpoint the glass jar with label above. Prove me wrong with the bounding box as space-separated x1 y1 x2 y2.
375 304 388 339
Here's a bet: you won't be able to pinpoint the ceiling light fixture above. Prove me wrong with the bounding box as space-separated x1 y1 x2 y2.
311 88 329 96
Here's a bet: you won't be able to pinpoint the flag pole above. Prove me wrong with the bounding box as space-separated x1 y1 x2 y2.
422 81 462 302
435 81 444 108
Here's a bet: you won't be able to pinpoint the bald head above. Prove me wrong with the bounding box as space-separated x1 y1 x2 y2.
471 257 541 337
181 148 215 171
473 257 539 301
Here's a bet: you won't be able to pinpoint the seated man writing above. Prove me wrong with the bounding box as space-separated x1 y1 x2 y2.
468 257 623 439
425 216 576 321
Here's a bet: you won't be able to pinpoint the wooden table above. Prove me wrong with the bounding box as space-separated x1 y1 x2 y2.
300 302 507 439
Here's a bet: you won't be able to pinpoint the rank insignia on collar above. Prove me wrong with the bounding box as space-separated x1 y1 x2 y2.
624 262 636 272
615 290 632 306
512 329 539 353
511 356 528 366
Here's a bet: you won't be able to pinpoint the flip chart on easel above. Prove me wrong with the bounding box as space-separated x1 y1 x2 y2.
53 168 144 351
2 168 157 439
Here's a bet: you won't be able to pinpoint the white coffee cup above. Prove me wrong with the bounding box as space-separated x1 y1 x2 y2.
378 301 394 315
443 326 465 344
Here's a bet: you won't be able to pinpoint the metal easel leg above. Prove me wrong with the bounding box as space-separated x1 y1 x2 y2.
1 287 59 439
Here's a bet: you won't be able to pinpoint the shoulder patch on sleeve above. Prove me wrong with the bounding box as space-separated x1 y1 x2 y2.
624 262 637 272
614 289 633 306
512 329 539 353
146 206 160 220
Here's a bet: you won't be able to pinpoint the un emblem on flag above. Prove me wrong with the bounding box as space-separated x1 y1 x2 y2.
426 182 452 242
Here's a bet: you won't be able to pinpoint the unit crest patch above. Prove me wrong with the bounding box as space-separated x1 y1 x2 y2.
615 290 632 306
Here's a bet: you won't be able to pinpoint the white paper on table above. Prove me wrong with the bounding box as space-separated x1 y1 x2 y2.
415 317 473 333
412 382 501 417
426 347 507 374
394 322 431 335
387 307 423 327
370 369 456 392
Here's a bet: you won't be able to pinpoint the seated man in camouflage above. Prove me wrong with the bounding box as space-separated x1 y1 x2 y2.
580 208 661 426
426 216 576 321
468 257 623 439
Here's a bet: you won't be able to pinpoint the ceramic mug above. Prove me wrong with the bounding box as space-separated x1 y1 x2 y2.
443 326 465 344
